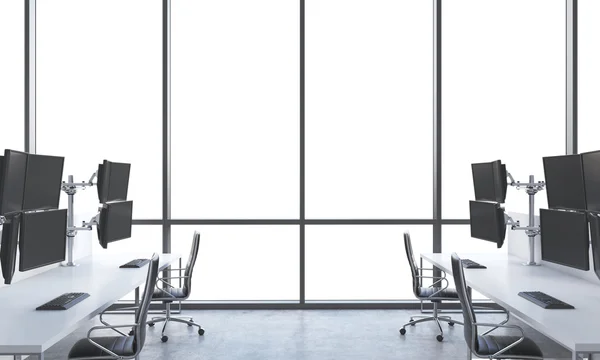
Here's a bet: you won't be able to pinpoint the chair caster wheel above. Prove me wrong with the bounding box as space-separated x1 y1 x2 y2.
148 322 155 327
436 335 444 342
129 330 134 336
198 328 205 336
409 319 415 326
188 319 193 327
161 335 169 343
399 328 406 335
448 322 455 327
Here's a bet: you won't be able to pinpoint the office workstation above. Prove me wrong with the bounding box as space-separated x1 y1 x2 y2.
1 0 599 359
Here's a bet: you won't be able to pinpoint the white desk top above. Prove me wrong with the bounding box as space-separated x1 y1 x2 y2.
421 253 600 353
0 253 179 355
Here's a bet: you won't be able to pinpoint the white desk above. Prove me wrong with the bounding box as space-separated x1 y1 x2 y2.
0 253 179 360
421 253 600 360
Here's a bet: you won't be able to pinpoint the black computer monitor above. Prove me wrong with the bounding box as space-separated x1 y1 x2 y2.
0 213 21 284
22 154 64 211
543 154 587 211
0 150 28 215
97 200 133 249
588 212 600 281
471 160 507 203
18 209 67 271
469 200 506 248
581 150 600 212
540 209 589 271
97 160 130 203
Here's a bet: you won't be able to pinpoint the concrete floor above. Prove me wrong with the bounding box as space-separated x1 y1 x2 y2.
44 310 571 360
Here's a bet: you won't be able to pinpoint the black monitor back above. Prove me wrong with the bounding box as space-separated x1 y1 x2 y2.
540 209 589 271
22 154 64 211
97 200 133 249
469 200 506 248
0 213 21 284
97 160 130 203
471 160 507 203
0 150 28 215
543 154 587 210
582 150 600 212
18 209 68 272
588 212 600 281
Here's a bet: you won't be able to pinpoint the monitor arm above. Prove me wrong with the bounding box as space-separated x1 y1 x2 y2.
505 172 545 266
61 171 98 195
61 171 99 267
67 212 99 236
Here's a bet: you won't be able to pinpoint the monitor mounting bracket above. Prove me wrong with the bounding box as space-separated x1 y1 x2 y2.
507 173 546 266
60 172 98 267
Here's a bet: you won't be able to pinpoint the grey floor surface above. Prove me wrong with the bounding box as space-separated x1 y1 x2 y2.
43 310 571 360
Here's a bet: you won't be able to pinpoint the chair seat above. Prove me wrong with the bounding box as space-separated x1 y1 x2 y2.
417 286 459 300
477 335 543 358
68 336 135 359
153 287 187 302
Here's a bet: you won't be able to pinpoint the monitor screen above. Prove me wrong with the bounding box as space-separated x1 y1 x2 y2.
543 154 587 210
582 150 600 212
471 160 507 203
97 200 133 248
0 150 28 215
18 209 67 272
469 200 506 248
98 160 130 203
0 213 21 284
22 154 64 211
540 209 589 271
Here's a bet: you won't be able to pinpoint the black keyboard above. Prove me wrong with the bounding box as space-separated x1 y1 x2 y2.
120 259 150 268
518 291 574 309
36 292 90 310
461 259 487 269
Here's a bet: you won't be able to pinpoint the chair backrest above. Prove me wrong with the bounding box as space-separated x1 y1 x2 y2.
133 253 160 355
182 232 201 297
403 232 421 297
451 253 478 352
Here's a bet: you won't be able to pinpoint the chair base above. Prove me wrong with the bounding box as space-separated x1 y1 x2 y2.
147 303 205 341
399 302 463 341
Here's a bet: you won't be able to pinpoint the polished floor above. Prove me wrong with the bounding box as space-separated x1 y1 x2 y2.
44 310 571 360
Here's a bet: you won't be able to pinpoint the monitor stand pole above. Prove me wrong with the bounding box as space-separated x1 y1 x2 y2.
60 173 98 267
508 174 544 266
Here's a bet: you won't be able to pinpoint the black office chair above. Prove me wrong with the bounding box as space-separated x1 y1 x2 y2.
68 253 160 360
451 253 543 360
147 231 204 342
400 232 462 342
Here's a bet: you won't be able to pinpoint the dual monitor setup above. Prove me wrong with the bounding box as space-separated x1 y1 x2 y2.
0 149 134 285
468 151 600 275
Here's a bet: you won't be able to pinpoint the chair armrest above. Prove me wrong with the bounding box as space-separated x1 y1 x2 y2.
155 280 176 297
86 324 139 357
159 276 190 280
480 311 510 336
418 276 449 297
99 308 139 336
471 322 525 358
164 268 186 271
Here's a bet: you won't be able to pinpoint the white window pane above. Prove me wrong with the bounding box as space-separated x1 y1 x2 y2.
306 225 432 301
0 0 24 150
443 225 507 300
92 225 162 300
172 225 299 301
171 0 299 219
579 0 600 152
305 0 433 219
36 0 162 219
443 0 565 218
